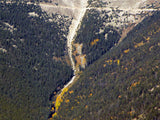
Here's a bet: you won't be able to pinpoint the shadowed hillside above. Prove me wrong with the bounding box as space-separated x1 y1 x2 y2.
0 1 72 120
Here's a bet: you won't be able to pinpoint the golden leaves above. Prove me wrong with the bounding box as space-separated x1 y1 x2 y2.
134 41 144 48
130 81 140 90
106 59 113 65
124 49 130 53
50 107 55 112
69 90 74 94
118 95 122 98
88 93 93 97
143 36 150 41
105 59 120 66
52 112 57 118
85 105 88 109
90 39 100 46
65 99 70 103
149 46 154 51
117 59 120 65
53 87 69 117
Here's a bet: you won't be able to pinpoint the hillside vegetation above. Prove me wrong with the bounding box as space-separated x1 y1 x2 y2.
55 11 160 120
75 9 120 66
0 2 72 120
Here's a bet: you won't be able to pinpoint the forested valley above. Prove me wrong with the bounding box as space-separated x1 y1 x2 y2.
0 0 160 120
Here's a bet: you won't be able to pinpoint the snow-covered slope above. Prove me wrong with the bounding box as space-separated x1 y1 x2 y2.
40 0 159 39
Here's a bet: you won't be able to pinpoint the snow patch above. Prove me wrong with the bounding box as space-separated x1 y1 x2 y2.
12 45 18 48
0 48 7 53
28 12 39 17
3 22 17 33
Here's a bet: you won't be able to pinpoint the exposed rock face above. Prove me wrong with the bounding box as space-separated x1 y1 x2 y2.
89 0 160 8
40 0 88 19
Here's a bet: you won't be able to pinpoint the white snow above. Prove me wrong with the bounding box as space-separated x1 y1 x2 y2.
28 12 39 17
0 48 7 53
3 22 17 33
12 45 18 48
62 0 88 90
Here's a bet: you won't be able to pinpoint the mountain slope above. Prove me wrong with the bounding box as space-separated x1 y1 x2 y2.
0 1 73 120
55 11 160 120
0 0 160 120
